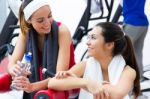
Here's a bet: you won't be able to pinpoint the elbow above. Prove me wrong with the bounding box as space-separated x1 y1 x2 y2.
111 90 126 99
104 85 127 99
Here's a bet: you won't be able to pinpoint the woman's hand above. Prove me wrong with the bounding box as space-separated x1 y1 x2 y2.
55 71 77 79
12 76 33 93
8 61 22 78
84 80 110 99
8 61 31 78
93 90 110 99
93 81 110 99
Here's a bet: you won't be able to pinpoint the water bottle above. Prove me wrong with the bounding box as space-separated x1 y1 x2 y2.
11 52 32 90
19 52 32 76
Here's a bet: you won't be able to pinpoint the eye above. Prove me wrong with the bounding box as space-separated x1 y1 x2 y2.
91 35 96 40
37 18 44 23
87 35 97 40
48 14 52 19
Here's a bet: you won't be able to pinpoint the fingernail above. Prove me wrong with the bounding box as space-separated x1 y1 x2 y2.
105 91 109 96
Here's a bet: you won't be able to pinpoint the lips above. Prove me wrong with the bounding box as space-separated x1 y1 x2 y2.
42 27 51 32
87 47 93 51
43 27 50 30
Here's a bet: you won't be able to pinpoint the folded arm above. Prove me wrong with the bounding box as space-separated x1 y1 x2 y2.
102 66 136 99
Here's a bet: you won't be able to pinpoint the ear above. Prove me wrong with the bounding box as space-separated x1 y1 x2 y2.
105 42 114 50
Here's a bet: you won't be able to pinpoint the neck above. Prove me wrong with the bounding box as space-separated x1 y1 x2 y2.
37 34 45 51
96 55 113 71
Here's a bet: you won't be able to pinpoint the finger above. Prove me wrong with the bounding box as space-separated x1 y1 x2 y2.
102 81 110 85
16 62 22 71
104 90 109 99
95 94 100 99
11 70 17 77
61 72 66 78
62 72 70 78
15 83 26 90
55 72 62 79
93 94 98 99
58 72 63 79
12 82 23 88
13 65 22 76
69 72 77 77
11 68 19 77
55 71 68 79
22 70 31 77
13 76 28 83
100 92 104 99
24 71 31 76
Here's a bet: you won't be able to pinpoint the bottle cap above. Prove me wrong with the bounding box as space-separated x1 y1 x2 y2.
25 52 32 61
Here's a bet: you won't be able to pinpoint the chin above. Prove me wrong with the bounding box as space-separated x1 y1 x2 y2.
87 52 92 57
43 30 51 34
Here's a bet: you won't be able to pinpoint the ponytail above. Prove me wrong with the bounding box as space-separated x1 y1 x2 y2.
95 22 141 98
19 1 32 35
123 35 140 98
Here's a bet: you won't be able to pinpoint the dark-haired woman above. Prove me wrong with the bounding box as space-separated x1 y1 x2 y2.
48 22 140 99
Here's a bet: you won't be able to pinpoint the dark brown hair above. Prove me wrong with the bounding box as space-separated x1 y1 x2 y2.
96 22 140 98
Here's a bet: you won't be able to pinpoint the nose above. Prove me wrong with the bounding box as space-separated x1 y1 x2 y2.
43 18 51 26
86 38 91 46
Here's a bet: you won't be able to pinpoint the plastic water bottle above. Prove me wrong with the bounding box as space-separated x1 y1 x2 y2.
11 52 32 90
19 52 32 76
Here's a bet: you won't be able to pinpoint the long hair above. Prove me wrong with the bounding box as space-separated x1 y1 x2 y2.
96 22 140 98
19 0 32 35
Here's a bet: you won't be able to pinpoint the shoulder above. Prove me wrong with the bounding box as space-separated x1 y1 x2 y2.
58 23 70 36
123 65 136 79
57 22 71 44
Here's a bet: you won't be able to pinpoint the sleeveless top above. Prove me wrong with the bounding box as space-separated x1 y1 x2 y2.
79 55 130 99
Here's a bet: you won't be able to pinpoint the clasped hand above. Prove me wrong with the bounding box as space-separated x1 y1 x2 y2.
12 75 32 93
9 61 32 93
55 71 110 99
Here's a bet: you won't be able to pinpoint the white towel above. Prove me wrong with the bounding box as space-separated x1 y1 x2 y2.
79 55 130 99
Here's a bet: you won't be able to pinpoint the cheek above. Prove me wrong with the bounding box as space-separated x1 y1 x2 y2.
32 23 42 32
32 23 40 28
95 42 104 53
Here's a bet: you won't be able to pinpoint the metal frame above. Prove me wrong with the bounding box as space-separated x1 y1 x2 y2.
73 0 114 48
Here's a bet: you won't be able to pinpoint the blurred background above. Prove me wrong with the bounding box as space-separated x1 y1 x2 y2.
0 0 150 98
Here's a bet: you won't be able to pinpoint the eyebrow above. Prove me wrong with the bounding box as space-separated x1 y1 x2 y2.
88 34 97 36
35 12 52 21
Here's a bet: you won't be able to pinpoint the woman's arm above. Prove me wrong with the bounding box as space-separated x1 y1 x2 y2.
13 61 86 92
102 66 136 99
48 61 86 90
12 76 49 93
48 76 87 91
7 33 27 77
56 23 72 71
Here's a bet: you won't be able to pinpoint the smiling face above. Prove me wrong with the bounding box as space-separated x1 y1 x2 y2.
28 5 53 34
86 26 113 58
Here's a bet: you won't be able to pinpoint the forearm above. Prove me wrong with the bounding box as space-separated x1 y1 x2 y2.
48 76 87 91
103 85 125 99
7 62 17 76
31 78 50 92
7 62 12 73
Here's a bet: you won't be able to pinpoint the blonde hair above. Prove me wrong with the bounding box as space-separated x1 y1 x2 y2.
19 3 32 35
